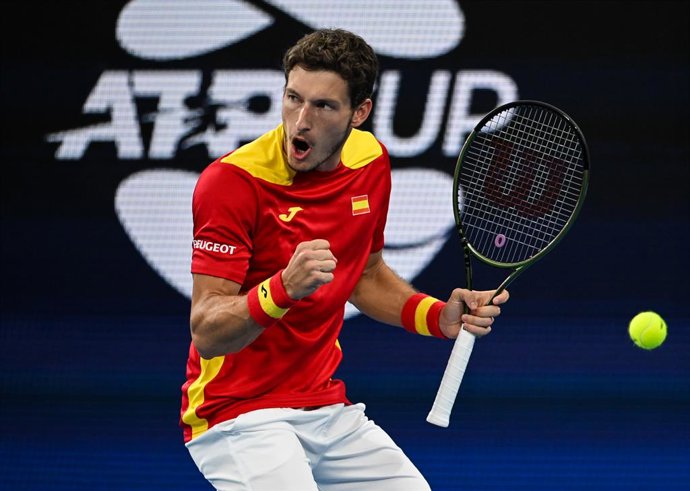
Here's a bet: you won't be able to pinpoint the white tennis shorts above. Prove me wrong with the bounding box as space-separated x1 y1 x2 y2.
185 403 431 491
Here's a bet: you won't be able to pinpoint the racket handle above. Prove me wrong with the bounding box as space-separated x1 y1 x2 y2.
426 328 476 427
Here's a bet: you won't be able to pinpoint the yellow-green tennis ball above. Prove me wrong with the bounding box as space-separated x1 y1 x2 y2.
628 311 667 350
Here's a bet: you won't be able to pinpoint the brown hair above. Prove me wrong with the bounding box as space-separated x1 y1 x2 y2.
282 29 379 108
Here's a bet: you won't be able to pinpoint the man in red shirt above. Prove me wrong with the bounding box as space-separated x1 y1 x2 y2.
182 28 509 490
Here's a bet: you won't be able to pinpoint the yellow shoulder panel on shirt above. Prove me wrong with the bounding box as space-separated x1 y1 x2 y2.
219 126 382 185
341 129 383 169
220 125 296 186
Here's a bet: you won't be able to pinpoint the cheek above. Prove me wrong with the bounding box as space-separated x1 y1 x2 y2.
326 117 352 139
325 126 345 143
281 105 292 124
281 100 298 120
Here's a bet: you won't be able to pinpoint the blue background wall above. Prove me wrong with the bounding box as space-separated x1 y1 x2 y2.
1 1 688 489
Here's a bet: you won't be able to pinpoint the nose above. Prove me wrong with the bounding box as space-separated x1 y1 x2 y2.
296 104 311 132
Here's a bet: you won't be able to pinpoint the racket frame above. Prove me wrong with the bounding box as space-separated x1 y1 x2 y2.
427 100 590 427
453 100 590 297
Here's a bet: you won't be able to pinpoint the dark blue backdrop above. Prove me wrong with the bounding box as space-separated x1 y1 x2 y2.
1 1 688 490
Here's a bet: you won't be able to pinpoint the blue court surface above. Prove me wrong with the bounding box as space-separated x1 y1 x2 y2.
1 313 687 491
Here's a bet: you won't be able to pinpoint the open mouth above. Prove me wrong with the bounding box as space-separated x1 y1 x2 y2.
291 137 312 159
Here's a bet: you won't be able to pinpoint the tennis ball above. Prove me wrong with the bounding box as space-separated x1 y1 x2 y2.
628 311 667 350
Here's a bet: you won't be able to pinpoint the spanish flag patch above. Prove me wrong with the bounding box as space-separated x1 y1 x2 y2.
351 195 370 216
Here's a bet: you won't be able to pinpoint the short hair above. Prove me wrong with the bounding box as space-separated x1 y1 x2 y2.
282 29 379 108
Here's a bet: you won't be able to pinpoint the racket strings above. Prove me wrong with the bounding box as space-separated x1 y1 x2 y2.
458 105 585 264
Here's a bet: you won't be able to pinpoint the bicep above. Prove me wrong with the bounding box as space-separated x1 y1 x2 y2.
351 249 390 298
349 251 382 308
360 249 384 278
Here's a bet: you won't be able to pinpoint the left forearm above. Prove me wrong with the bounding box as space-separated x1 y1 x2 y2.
349 255 416 326
350 252 510 339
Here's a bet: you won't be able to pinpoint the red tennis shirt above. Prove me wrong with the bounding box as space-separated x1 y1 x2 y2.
180 125 391 442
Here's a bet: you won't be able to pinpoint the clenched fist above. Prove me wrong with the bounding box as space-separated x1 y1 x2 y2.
281 239 338 300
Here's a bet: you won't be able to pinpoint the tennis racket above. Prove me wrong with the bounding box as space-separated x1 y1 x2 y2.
426 100 590 427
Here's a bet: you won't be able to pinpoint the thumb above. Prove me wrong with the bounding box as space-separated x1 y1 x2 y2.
450 288 478 310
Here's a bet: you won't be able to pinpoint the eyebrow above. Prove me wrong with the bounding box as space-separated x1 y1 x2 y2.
285 88 341 107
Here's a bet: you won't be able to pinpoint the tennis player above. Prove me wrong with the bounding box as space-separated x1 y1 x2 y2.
181 28 509 491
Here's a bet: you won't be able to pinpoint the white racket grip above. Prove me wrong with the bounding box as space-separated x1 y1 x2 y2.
426 328 476 427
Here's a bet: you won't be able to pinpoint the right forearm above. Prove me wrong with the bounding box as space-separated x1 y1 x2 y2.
188 240 332 358
190 293 264 358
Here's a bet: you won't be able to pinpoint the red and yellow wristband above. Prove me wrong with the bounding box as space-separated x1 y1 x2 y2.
246 270 297 328
401 293 448 339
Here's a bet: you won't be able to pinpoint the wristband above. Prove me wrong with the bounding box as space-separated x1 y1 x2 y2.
401 293 447 339
247 270 297 328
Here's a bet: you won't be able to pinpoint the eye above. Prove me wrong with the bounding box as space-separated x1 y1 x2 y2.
285 93 300 103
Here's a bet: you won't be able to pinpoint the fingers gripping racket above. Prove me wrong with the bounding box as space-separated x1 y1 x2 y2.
426 100 590 427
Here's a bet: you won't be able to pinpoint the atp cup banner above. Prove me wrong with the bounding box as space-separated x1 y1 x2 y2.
40 0 520 315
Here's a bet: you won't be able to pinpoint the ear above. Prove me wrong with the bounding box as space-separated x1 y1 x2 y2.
350 99 373 128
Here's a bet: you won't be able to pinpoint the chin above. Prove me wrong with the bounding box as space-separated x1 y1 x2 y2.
287 159 317 173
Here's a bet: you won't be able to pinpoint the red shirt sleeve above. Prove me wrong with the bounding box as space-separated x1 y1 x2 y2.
191 160 258 285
